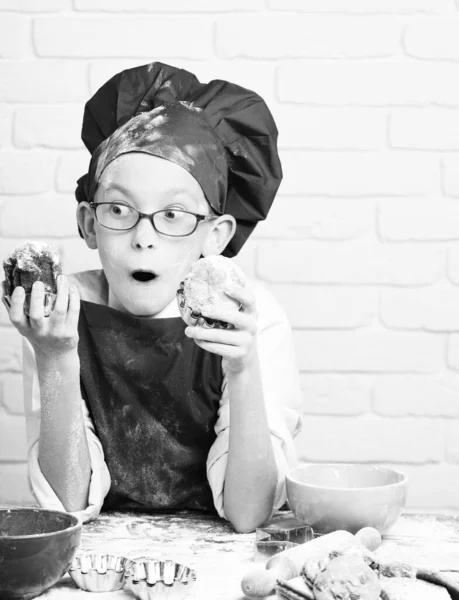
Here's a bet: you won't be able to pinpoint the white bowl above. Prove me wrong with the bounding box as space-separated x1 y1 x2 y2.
286 463 408 535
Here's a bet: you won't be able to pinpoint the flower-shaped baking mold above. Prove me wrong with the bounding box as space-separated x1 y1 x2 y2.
124 557 197 600
68 553 128 592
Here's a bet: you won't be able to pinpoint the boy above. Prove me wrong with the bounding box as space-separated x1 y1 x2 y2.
7 63 302 533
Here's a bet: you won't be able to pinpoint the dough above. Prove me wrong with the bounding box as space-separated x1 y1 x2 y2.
311 555 381 600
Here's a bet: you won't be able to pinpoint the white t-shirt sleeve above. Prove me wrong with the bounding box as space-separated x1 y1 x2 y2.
23 338 111 523
206 281 303 519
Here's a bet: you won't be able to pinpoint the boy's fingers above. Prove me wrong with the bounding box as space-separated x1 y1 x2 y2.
1 297 10 312
66 284 81 330
186 326 250 347
224 284 256 313
28 281 46 328
199 306 255 333
52 275 69 319
7 286 29 332
191 339 243 358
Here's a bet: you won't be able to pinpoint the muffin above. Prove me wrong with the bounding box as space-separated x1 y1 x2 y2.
177 255 245 329
2 242 62 317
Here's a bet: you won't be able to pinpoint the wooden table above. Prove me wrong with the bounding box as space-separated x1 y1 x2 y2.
41 510 459 599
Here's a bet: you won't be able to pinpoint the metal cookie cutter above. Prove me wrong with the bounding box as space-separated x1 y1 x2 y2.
176 282 238 330
254 514 314 563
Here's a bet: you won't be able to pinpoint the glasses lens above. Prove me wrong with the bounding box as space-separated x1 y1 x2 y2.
96 203 138 230
153 210 198 236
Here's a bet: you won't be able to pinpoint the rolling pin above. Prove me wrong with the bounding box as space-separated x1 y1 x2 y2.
241 527 382 598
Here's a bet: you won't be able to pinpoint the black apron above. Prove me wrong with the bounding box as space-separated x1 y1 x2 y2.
77 300 223 512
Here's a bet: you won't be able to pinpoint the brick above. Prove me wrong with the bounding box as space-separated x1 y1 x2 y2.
0 464 36 508
0 15 28 59
0 151 56 195
443 156 459 197
56 151 90 193
379 198 459 241
299 374 371 415
257 241 444 285
373 375 459 417
380 286 459 331
14 106 83 150
0 62 88 103
0 237 36 259
0 328 22 372
294 416 444 462
57 239 102 275
279 152 438 196
75 0 263 10
0 105 13 147
90 60 160 95
446 421 459 462
405 20 459 60
390 108 459 150
0 194 78 238
447 335 459 372
255 197 374 240
449 247 459 285
394 465 459 510
268 0 454 13
1 374 24 415
90 59 213 95
34 18 213 59
0 409 27 461
0 0 71 10
189 61 277 107
232 239 257 282
217 15 400 59
277 61 459 106
90 59 277 107
267 284 377 328
273 106 386 150
293 331 443 373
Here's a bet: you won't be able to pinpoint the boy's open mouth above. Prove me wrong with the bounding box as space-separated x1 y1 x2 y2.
132 270 157 283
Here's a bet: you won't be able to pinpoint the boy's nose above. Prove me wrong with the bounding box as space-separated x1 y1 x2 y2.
131 216 158 249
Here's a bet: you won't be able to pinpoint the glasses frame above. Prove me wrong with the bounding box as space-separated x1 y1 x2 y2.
89 202 219 237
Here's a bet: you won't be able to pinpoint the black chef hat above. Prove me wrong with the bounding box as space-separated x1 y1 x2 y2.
76 61 282 257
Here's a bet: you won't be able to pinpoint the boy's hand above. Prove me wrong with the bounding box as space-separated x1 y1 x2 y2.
4 275 80 358
184 283 258 373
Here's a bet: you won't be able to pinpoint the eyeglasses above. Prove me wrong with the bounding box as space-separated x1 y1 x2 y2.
89 202 218 237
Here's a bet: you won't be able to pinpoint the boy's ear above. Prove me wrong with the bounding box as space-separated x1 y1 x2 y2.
76 202 98 250
202 214 236 257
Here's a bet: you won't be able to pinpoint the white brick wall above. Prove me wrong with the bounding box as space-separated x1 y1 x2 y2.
1 0 458 514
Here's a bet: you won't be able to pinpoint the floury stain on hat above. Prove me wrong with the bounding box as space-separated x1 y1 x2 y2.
75 61 282 257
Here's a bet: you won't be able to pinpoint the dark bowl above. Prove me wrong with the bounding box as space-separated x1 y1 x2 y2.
0 507 82 600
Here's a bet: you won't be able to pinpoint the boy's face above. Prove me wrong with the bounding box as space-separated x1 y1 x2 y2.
87 153 218 317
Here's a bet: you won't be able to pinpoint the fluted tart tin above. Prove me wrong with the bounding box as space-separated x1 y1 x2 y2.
176 282 239 330
68 553 128 592
124 558 197 600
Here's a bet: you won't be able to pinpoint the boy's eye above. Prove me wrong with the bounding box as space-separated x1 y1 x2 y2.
163 209 184 220
109 204 133 218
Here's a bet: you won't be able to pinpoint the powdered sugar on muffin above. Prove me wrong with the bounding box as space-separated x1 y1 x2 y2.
3 242 62 296
181 255 246 316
